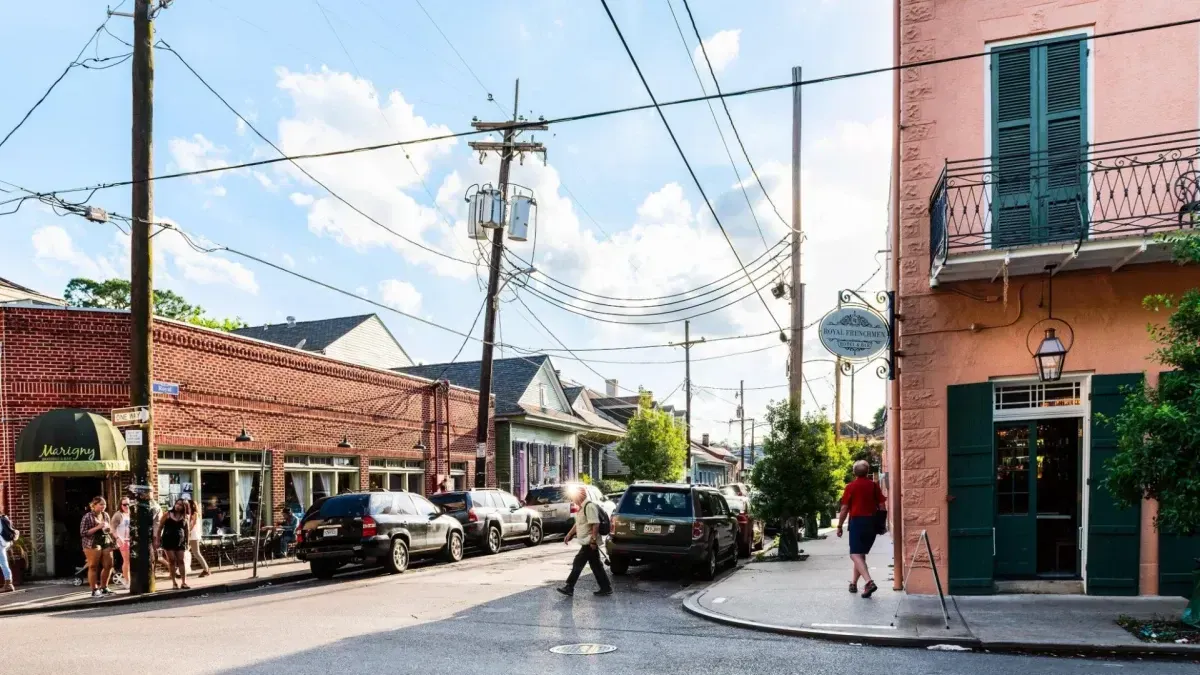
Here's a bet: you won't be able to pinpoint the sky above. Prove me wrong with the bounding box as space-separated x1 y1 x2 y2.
0 0 894 445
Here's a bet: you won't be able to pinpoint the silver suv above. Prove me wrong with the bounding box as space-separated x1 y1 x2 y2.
524 483 615 534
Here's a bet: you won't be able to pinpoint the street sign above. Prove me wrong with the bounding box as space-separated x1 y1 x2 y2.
112 406 150 427
818 306 890 360
152 381 180 396
124 429 144 446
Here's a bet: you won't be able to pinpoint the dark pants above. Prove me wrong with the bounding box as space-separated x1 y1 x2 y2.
565 544 611 591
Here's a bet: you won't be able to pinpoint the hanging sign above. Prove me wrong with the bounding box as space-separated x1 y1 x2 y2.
818 306 890 360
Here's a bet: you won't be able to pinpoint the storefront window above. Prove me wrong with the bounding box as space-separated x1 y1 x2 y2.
367 459 424 494
284 455 358 509
337 472 357 494
158 470 194 510
158 450 269 539
200 471 232 535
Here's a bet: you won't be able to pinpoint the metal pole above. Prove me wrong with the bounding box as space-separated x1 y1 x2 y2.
128 0 155 596
789 65 805 412
251 450 267 578
889 0 905 591
739 380 746 477
850 367 857 439
835 359 843 443
684 319 692 481
473 80 520 490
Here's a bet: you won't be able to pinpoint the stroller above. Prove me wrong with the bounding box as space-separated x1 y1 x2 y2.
71 565 125 588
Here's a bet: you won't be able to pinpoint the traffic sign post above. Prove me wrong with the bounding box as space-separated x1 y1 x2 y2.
112 406 151 427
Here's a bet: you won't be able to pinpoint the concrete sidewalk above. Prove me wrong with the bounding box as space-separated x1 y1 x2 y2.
684 530 1199 657
0 558 311 616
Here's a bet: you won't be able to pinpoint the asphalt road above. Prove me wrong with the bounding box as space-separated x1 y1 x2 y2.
0 540 1192 674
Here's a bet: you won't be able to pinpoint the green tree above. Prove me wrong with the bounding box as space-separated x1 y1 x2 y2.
1103 234 1200 536
64 277 247 331
751 401 844 559
871 405 886 432
616 393 687 483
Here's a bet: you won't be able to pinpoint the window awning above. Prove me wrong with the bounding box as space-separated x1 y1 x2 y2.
15 408 131 473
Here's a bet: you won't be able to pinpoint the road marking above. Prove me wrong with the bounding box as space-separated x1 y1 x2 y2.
712 597 728 604
550 643 618 655
810 623 897 630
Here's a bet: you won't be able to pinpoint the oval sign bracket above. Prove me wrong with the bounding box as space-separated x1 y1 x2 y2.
819 289 896 380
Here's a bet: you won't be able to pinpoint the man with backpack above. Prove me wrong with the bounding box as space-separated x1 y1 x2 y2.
1 502 19 593
557 486 613 597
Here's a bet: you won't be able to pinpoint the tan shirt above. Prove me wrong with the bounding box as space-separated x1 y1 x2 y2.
574 501 600 546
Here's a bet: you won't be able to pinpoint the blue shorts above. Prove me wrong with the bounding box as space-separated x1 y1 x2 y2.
848 516 877 555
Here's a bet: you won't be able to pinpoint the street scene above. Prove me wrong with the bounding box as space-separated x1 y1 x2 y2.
3 0 1200 673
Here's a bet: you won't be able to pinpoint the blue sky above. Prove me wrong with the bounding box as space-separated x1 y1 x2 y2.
0 0 893 442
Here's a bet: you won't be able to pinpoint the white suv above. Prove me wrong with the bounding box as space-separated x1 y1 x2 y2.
524 483 615 534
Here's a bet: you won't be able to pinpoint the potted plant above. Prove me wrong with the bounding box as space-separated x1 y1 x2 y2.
7 534 29 587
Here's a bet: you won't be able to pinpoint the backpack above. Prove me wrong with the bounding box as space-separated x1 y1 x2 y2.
0 515 16 542
587 501 611 537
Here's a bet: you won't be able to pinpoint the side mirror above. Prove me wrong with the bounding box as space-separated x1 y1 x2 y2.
509 505 519 512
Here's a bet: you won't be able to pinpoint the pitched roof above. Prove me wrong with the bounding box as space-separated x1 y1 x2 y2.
0 276 64 306
231 314 374 352
395 355 549 417
562 385 585 405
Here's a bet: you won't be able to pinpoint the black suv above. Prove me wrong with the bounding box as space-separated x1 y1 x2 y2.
296 491 464 579
607 483 737 580
430 488 543 554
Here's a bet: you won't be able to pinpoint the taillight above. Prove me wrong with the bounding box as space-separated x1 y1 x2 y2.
691 520 705 540
362 516 377 537
610 515 622 529
468 508 478 523
296 529 305 544
736 513 749 525
570 503 579 514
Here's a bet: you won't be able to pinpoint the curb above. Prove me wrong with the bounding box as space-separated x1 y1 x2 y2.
682 588 1200 660
0 570 313 617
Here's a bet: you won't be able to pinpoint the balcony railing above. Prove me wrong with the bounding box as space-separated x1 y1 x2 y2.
930 129 1200 271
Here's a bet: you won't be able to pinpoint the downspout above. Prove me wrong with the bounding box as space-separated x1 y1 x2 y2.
889 0 905 591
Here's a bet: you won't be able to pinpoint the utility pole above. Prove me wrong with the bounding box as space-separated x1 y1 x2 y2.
834 359 843 443
468 81 546 490
739 380 745 473
671 320 705 480
789 65 805 412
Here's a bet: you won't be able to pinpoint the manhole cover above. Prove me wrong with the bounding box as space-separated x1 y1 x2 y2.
549 643 617 655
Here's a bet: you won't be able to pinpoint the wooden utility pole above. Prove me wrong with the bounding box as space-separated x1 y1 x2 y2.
739 379 746 472
128 0 155 596
468 81 545 490
671 320 705 480
789 65 805 412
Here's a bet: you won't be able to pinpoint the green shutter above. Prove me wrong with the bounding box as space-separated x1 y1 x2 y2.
948 382 996 595
495 423 512 492
992 47 1035 249
1153 372 1200 596
1040 39 1087 243
1088 374 1143 596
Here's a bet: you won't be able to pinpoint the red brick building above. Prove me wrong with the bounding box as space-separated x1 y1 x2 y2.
0 304 492 577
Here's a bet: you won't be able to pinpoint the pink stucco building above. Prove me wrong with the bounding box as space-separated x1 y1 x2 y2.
891 0 1200 596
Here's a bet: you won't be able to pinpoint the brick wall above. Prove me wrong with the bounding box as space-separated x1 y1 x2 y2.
0 306 494 538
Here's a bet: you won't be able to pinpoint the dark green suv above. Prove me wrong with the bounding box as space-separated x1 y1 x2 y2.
606 483 737 580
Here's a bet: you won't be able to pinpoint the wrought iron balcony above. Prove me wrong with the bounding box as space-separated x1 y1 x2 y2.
929 130 1200 283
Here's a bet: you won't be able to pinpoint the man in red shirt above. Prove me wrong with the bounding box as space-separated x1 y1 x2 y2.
837 460 886 598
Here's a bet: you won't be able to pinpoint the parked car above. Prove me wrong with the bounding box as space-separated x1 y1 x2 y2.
429 488 543 554
296 491 464 579
524 483 615 535
719 483 751 498
607 483 738 580
720 488 764 558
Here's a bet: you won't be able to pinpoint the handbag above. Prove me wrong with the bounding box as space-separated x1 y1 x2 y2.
874 508 889 535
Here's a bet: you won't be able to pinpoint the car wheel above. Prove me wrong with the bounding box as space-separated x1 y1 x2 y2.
610 554 629 576
485 524 502 555
738 535 751 559
698 543 718 581
525 521 543 547
310 560 340 580
724 541 739 569
385 537 409 574
444 530 464 563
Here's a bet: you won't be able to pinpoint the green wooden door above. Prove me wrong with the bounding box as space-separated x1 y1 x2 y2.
1087 374 1143 595
948 383 996 594
994 421 1036 577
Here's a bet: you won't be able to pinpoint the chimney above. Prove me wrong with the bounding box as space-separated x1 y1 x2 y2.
605 378 619 396
555 369 561 379
286 315 296 327
701 433 710 446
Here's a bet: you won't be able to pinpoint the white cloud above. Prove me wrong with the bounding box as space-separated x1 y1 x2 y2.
167 133 230 176
253 170 277 190
378 279 422 315
281 253 296 268
235 117 247 136
154 222 259 294
289 192 314 206
208 185 227 198
31 226 115 279
355 285 368 297
694 29 741 74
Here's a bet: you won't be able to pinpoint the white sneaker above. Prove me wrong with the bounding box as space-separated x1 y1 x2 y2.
91 589 103 598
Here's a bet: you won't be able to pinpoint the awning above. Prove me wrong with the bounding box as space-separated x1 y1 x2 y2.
15 409 130 473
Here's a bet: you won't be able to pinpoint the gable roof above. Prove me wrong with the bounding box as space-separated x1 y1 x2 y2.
232 314 374 352
0 276 64 306
396 355 550 417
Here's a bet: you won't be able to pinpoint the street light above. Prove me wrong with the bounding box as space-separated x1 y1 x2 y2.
337 434 353 449
1033 328 1068 382
234 427 266 578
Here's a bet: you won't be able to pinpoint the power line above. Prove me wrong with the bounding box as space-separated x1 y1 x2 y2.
411 0 505 115
599 0 785 335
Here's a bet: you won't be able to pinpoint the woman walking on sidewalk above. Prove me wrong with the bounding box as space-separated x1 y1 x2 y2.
186 500 211 578
80 497 115 598
0 502 18 593
111 498 132 587
156 499 190 590
837 460 886 599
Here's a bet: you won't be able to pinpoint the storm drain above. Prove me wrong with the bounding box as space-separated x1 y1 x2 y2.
549 644 617 655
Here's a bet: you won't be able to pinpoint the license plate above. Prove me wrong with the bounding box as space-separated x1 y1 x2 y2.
321 527 339 538
643 524 662 534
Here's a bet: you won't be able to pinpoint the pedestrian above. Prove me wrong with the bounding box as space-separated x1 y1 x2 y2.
556 486 613 597
110 497 132 587
79 496 115 598
278 505 299 558
836 460 887 598
156 498 191 590
186 500 211 578
0 501 19 593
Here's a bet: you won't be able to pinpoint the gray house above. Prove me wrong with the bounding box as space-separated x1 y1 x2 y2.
233 314 413 371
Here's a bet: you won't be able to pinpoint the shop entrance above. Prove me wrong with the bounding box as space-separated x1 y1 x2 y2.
994 418 1082 579
50 475 104 577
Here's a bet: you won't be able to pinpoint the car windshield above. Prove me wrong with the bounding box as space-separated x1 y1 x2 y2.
724 498 747 514
525 487 565 505
316 495 372 518
429 493 468 512
620 488 692 517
